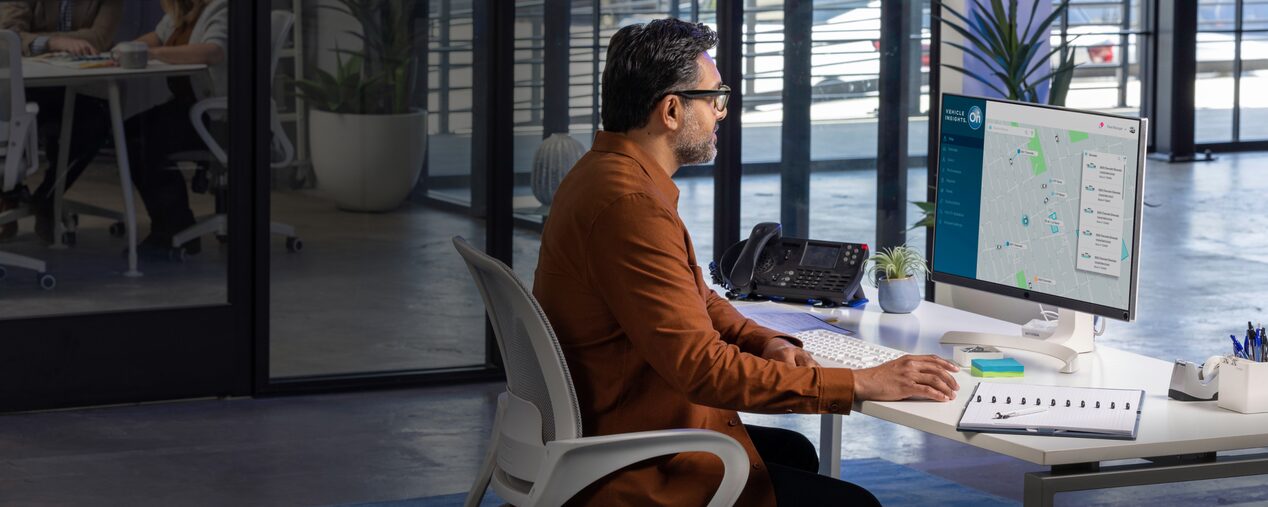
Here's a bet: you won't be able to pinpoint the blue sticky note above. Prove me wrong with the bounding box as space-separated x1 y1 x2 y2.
971 358 1024 372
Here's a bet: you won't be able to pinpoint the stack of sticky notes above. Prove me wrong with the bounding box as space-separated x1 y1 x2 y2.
970 357 1024 378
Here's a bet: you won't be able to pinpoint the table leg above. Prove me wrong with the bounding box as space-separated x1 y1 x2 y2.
106 81 141 277
818 413 842 478
49 86 76 250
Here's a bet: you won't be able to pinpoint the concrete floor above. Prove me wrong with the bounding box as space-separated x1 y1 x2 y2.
2 151 1268 505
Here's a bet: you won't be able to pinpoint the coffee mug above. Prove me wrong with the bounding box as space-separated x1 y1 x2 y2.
111 41 148 69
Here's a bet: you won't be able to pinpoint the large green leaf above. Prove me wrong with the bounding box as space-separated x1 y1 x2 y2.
1048 47 1077 106
941 63 1011 98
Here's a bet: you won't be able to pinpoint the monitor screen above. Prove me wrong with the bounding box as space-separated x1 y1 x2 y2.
931 94 1146 321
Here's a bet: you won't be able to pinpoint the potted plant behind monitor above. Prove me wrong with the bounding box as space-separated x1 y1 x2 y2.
867 245 929 314
916 0 1081 227
295 0 426 212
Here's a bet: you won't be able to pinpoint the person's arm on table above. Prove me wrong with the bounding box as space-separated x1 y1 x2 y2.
50 0 122 56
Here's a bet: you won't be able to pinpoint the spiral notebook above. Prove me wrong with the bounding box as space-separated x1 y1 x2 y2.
957 383 1145 440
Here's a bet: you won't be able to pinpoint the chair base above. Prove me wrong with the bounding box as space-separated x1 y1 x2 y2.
170 214 302 254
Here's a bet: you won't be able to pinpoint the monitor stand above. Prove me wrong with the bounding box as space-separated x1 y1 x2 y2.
939 308 1095 373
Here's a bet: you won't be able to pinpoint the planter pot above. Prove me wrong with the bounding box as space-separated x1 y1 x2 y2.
309 109 427 212
532 133 585 205
877 277 922 313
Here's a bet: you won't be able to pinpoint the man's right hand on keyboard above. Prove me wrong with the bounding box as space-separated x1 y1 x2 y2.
853 355 960 402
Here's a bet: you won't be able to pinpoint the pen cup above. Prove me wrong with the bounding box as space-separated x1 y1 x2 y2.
111 41 148 69
1217 356 1268 414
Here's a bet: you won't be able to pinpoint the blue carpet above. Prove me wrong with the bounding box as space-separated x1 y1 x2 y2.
346 458 1016 506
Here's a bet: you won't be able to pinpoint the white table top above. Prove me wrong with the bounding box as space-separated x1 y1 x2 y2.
732 290 1268 465
22 57 206 87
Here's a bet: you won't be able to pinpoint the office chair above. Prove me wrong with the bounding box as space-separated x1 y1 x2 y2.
451 236 749 507
168 10 302 260
0 30 55 289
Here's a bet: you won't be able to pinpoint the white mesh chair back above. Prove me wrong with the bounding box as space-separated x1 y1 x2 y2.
0 29 33 193
452 236 583 446
269 11 295 168
0 30 21 153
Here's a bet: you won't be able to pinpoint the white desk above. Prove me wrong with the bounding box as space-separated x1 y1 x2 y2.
735 296 1268 506
24 58 208 277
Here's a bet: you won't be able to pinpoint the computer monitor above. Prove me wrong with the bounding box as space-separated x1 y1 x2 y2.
931 93 1147 373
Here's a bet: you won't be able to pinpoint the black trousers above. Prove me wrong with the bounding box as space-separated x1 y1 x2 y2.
122 97 202 237
26 87 112 206
746 424 882 506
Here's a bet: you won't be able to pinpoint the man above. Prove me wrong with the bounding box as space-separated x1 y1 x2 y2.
534 19 961 507
0 0 121 241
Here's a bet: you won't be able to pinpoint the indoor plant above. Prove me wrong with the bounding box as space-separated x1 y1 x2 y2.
936 0 1078 105
866 245 929 314
294 0 426 212
916 0 1081 228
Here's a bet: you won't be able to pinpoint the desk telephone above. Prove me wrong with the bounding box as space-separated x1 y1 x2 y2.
709 222 869 307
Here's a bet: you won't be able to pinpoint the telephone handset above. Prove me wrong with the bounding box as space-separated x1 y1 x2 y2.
709 222 869 307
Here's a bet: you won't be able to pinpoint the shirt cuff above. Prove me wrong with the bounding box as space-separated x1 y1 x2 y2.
817 367 855 414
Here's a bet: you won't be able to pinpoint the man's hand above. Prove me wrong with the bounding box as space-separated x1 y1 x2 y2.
761 337 819 367
853 355 960 402
49 36 96 56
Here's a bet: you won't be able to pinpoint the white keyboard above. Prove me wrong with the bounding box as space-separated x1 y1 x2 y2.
794 329 906 369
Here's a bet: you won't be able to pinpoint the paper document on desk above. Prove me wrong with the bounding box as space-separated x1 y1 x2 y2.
958 383 1144 440
736 306 852 335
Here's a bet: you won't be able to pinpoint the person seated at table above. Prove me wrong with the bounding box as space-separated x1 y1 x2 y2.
0 0 122 242
122 0 226 257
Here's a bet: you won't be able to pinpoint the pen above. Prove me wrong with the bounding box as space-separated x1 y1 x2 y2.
994 407 1047 419
1249 322 1257 362
1232 334 1246 359
1252 323 1262 362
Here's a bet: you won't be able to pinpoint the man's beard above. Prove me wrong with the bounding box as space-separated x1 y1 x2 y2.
672 106 716 166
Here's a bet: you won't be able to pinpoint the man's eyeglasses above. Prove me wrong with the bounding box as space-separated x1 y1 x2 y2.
670 84 731 112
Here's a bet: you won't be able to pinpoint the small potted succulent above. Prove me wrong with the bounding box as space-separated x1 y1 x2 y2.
866 245 929 314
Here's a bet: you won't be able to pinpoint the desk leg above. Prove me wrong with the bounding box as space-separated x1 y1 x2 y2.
818 413 842 478
107 82 141 277
49 86 76 250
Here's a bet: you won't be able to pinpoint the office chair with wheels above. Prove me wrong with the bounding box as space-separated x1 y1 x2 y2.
167 10 302 260
451 236 749 507
0 30 55 289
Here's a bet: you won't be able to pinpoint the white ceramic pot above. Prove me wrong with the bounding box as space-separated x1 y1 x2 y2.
531 133 586 205
309 109 427 212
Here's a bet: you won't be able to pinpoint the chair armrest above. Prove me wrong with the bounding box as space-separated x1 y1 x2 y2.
532 429 749 507
189 97 228 165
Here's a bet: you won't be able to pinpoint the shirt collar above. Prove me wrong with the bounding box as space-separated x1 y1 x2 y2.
590 131 680 206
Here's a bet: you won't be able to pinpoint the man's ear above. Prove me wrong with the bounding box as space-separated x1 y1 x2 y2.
658 95 683 132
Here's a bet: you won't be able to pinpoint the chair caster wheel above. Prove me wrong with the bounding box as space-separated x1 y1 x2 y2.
169 247 186 262
286 237 303 253
38 273 55 290
109 222 126 236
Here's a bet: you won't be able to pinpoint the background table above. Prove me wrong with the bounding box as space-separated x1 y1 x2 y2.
24 58 208 276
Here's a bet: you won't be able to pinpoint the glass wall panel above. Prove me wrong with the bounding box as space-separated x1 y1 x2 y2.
1061 0 1145 115
1239 32 1268 140
1194 44 1236 144
0 1 229 318
1196 0 1237 143
269 0 486 378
